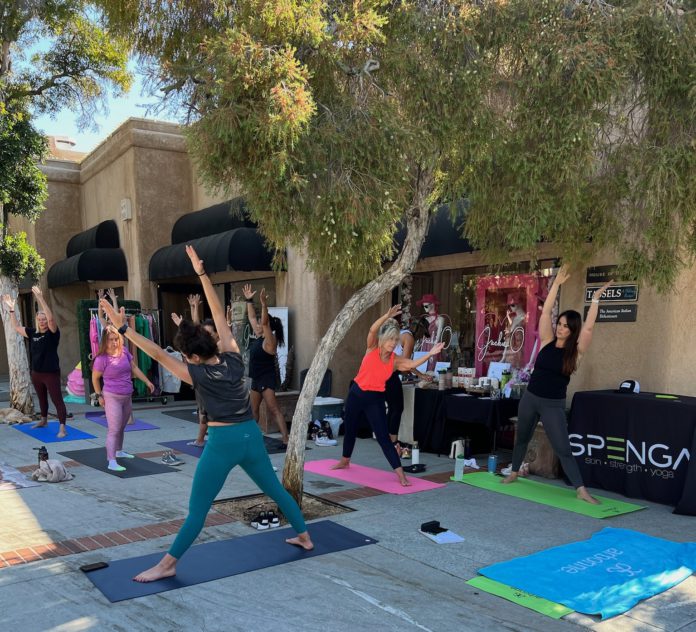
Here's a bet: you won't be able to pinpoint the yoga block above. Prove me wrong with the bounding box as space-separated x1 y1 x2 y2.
515 421 561 479
258 390 299 433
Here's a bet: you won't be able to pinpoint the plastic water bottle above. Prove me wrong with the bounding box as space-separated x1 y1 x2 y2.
454 455 466 480
412 441 420 465
487 454 498 474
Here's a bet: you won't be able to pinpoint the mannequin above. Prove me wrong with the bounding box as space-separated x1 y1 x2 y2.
416 293 445 371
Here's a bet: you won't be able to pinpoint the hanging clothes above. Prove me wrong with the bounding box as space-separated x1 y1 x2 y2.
134 314 153 396
160 347 183 393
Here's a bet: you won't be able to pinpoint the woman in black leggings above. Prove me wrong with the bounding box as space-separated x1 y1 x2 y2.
502 265 611 504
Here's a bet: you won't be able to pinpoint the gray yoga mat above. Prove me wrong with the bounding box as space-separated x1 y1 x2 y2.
160 408 199 423
58 447 179 478
84 520 377 602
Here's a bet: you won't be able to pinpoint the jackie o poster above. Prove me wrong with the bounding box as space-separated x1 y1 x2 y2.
475 273 552 377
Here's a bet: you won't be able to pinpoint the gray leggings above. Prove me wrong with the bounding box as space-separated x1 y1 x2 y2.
511 390 584 488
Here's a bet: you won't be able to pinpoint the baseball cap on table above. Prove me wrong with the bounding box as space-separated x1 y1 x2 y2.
618 380 640 393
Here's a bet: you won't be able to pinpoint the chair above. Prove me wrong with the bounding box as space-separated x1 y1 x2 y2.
300 369 332 397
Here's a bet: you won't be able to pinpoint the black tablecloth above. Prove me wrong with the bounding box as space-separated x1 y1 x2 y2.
412 388 519 455
569 390 696 515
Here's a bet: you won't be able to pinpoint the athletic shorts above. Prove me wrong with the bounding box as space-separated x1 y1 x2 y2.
250 372 278 393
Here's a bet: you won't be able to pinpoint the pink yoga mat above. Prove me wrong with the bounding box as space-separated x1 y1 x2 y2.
304 459 446 495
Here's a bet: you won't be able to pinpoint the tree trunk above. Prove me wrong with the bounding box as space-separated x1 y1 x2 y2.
0 276 35 415
282 176 433 504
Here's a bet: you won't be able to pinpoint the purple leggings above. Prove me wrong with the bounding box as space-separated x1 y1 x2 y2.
103 392 133 460
31 371 67 424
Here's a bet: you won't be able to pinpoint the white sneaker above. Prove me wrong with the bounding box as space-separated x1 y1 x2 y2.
501 464 512 476
315 435 338 447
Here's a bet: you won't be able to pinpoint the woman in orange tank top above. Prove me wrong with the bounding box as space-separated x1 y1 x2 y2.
332 304 444 486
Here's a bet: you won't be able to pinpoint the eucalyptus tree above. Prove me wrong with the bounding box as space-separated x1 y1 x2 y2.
0 0 130 412
104 0 695 500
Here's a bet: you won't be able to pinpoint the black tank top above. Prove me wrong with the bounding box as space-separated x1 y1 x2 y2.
527 340 571 400
249 336 276 379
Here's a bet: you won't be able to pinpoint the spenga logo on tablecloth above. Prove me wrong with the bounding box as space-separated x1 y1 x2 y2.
569 433 690 477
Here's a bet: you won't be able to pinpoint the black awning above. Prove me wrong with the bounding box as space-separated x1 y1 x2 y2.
47 248 128 288
149 228 274 281
393 203 474 259
171 198 256 244
66 219 120 257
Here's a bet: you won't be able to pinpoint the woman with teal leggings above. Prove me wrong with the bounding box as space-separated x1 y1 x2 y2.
101 245 313 583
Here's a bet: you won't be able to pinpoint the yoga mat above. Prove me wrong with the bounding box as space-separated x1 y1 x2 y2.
0 462 41 491
467 576 573 619
85 411 159 432
480 527 696 619
85 520 377 602
160 408 199 423
13 421 96 443
58 447 178 478
453 472 644 518
158 435 288 458
305 459 446 494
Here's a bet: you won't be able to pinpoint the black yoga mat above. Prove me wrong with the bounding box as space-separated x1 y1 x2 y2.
84 520 377 602
160 408 199 423
58 447 179 478
158 435 291 457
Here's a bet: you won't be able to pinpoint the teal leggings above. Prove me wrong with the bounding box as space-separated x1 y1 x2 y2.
169 421 307 559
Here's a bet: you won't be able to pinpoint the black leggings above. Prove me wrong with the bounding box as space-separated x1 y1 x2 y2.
31 370 67 424
343 383 401 470
385 372 404 436
511 389 584 488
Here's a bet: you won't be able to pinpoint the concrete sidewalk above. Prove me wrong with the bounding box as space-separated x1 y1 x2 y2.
0 396 695 632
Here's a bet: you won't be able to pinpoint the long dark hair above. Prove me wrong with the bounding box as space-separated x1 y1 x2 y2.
269 315 285 347
174 320 218 359
558 310 582 376
408 317 430 341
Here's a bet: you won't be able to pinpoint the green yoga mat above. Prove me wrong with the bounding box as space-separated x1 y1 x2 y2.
452 472 644 518
467 576 573 619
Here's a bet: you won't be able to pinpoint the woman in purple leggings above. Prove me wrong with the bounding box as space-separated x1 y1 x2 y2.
92 326 154 471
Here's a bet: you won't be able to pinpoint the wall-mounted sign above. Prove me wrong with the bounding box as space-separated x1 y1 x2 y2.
583 304 638 322
586 265 617 283
585 285 639 303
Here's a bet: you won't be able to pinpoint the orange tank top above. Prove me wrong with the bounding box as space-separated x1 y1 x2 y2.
354 348 395 392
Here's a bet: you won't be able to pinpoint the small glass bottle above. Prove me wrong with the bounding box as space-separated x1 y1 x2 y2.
412 441 420 465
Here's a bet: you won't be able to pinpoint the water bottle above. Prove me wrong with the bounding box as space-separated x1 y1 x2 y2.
487 454 498 474
412 441 420 465
454 455 466 480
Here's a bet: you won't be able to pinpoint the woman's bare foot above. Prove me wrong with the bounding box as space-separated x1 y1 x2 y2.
286 532 314 551
501 472 519 484
576 486 600 505
57 425 67 439
395 467 411 486
133 555 177 582
127 415 135 426
32 420 48 429
331 458 350 470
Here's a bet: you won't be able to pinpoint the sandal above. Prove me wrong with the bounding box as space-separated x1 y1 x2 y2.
401 447 411 459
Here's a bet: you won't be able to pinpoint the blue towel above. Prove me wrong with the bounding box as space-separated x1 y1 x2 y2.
480 527 696 619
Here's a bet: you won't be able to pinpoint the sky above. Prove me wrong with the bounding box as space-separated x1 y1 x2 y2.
32 71 178 154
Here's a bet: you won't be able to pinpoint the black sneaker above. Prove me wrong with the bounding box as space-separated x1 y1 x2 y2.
267 510 280 528
251 511 270 530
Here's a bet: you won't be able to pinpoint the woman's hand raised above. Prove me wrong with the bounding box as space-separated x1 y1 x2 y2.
592 280 613 302
242 284 255 300
554 264 571 286
185 245 205 276
100 300 125 328
387 304 402 319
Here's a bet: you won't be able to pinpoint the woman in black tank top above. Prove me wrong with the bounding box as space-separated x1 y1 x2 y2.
243 284 289 447
502 265 612 505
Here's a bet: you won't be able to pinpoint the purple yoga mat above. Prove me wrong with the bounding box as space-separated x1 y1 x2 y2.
84 411 159 432
158 439 205 457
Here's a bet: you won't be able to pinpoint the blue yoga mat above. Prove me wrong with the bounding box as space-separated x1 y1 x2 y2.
13 421 96 443
84 520 377 602
480 527 696 619
85 411 159 432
